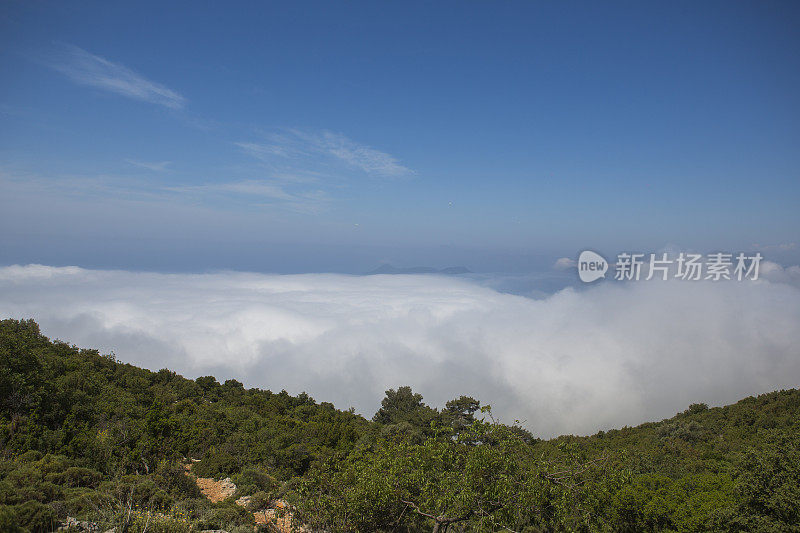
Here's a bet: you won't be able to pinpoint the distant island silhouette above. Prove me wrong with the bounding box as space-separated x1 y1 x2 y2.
365 264 472 275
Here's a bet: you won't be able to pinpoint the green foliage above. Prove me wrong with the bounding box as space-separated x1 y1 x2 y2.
233 466 278 497
153 460 202 500
0 504 23 533
193 450 239 479
0 318 367 530
300 419 624 532
246 490 272 511
193 501 254 529
730 430 800 531
2 318 800 532
47 466 103 488
12 500 58 532
373 386 439 428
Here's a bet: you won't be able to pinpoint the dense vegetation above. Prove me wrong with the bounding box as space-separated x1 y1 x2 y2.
1 318 799 532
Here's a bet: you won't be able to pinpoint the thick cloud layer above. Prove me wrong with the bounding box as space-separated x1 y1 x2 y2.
1 264 799 437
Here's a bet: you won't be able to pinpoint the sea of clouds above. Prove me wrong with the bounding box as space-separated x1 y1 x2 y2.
1 263 799 437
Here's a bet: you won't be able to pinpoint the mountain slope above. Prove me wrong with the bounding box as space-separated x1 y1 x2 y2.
1 318 799 532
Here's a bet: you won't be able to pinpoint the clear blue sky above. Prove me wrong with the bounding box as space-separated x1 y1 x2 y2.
1 1 799 272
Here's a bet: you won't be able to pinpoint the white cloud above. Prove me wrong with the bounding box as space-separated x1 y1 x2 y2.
1 265 799 437
553 257 576 270
312 131 414 177
125 159 171 172
237 129 414 178
47 45 185 109
166 179 330 213
0 169 327 215
759 260 800 285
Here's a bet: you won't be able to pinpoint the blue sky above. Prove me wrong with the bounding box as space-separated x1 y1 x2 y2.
1 1 799 273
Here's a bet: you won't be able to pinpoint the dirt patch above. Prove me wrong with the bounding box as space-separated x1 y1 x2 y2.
195 475 237 503
184 461 236 503
185 461 308 532
254 499 309 532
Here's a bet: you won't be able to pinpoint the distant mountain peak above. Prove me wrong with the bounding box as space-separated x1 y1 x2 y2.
365 264 471 275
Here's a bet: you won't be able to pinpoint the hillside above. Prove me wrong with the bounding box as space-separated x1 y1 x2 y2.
1 318 799 532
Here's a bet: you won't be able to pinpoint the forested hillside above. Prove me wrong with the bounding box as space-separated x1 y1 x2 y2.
1 318 798 532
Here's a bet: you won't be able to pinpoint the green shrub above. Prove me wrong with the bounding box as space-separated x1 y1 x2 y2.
64 487 103 517
233 466 277 497
6 464 42 487
14 500 58 533
18 481 64 503
34 454 70 476
171 498 213 521
195 503 254 529
193 451 238 478
0 480 16 505
53 466 103 488
154 460 201 499
20 451 43 463
732 430 800 529
246 490 271 511
0 504 23 532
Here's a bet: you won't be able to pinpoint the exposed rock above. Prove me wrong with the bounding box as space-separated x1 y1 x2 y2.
185 461 310 532
58 516 100 531
254 499 311 533
194 476 237 503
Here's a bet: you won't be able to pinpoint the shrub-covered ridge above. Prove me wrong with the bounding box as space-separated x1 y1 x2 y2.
1 318 799 532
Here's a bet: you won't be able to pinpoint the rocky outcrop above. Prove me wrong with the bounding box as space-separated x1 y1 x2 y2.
186 461 310 532
194 476 237 503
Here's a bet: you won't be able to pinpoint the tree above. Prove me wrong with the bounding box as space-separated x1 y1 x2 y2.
372 386 437 427
442 395 480 433
730 430 800 531
300 415 618 532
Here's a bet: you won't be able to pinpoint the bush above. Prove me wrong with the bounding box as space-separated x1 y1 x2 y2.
14 500 58 532
64 487 103 516
34 454 70 476
0 480 16 505
20 451 43 463
154 460 201 499
687 403 709 414
233 467 278 497
6 464 42 488
732 431 800 529
47 499 68 521
98 476 173 512
170 497 214 522
0 504 23 532
55 466 103 488
18 481 64 503
246 490 272 511
193 451 238 478
195 503 254 529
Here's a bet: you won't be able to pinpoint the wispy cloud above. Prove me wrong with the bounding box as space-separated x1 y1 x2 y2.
166 179 330 213
753 242 798 252
237 129 414 178
236 141 299 160
315 131 414 177
0 168 163 201
46 45 185 109
125 159 171 172
1 169 326 214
